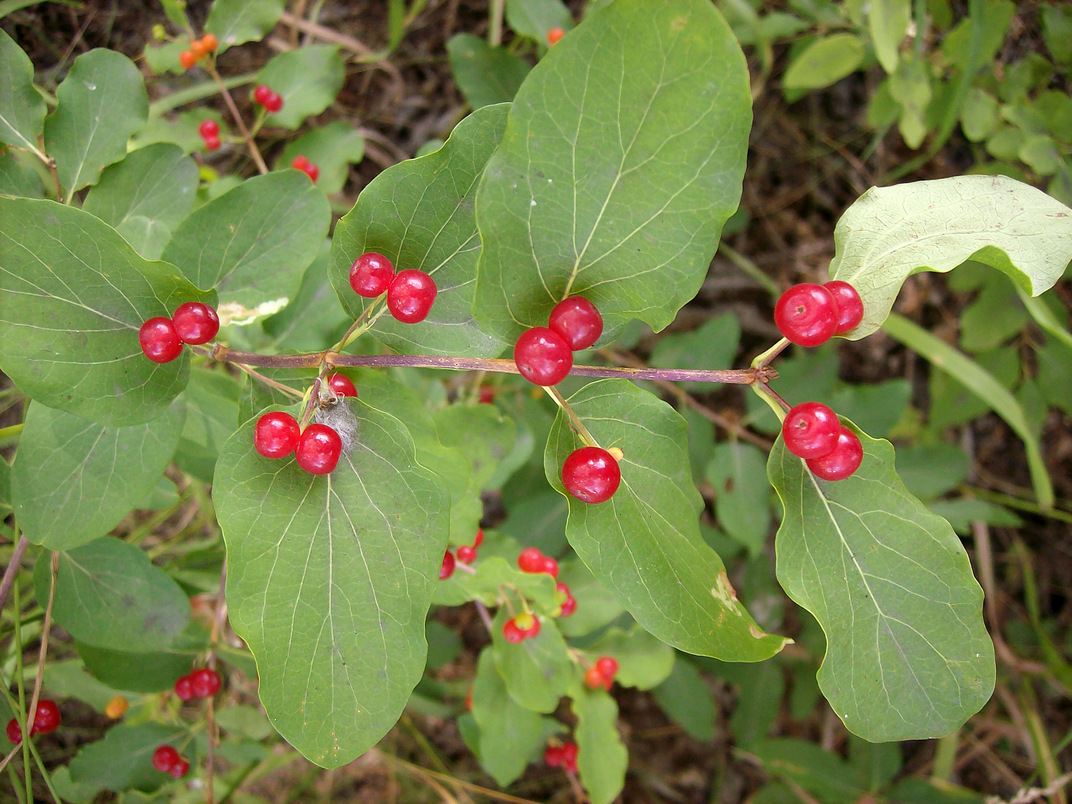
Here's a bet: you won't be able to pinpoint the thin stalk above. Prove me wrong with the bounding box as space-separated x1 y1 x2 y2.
207 65 268 175
149 72 257 116
751 337 790 370
488 0 504 46
0 424 23 441
543 385 599 447
750 381 788 423
336 300 387 352
0 534 29 612
719 243 780 296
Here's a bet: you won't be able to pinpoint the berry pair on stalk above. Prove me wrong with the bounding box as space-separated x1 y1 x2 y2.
518 546 559 578
173 667 221 701
583 656 620 690
544 740 578 772
503 611 541 643
151 745 190 779
138 302 220 363
513 296 603 386
5 700 60 744
774 280 863 347
255 409 345 476
197 119 221 151
252 84 284 113
349 252 438 324
291 155 319 182
782 402 863 481
179 33 218 71
439 528 484 579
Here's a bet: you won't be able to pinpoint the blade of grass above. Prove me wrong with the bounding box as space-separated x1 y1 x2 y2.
1016 286 1072 351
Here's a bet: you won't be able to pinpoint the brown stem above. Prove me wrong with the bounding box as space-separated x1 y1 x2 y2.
0 535 29 612
207 65 268 175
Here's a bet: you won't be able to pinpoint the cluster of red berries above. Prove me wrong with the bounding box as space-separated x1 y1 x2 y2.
583 656 619 690
173 667 222 701
513 296 603 386
290 155 319 183
517 546 559 578
544 740 578 772
782 402 863 481
138 302 220 363
179 33 218 71
439 528 484 579
774 280 864 347
198 119 221 151
561 445 621 504
5 700 61 745
556 581 577 617
252 84 284 114
547 27 565 46
151 745 191 779
503 610 541 643
255 411 343 479
349 252 438 324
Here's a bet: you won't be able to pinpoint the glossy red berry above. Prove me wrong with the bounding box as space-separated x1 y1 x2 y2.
174 674 196 701
172 302 219 345
295 424 342 475
291 155 309 171
254 412 301 459
518 547 545 573
824 280 864 334
139 317 183 363
540 556 559 578
782 402 841 459
548 297 603 350
595 656 619 683
303 162 319 182
584 666 606 690
547 27 565 45
252 84 272 105
456 544 477 564
387 269 438 323
514 327 573 386
203 135 221 151
349 252 395 298
774 283 839 347
502 618 524 643
325 373 358 398
169 757 191 778
560 594 577 617
806 426 863 481
6 718 21 745
152 744 180 773
473 527 484 548
198 119 219 139
545 743 565 767
562 446 621 504
439 549 456 579
189 668 221 698
263 92 283 113
29 700 60 735
561 741 578 772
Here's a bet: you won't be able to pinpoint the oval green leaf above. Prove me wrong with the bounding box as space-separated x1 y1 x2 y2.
447 34 531 109
767 423 996 741
782 33 865 93
573 683 628 804
0 28 47 153
205 0 285 54
545 380 788 661
330 103 510 356
829 175 1072 340
275 122 365 195
68 722 190 793
491 608 572 713
214 400 450 768
473 0 751 341
256 45 345 129
0 198 213 426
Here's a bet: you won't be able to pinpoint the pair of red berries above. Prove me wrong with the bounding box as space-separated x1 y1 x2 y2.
439 528 484 579
782 402 863 481
5 700 61 744
513 296 603 386
503 611 541 643
774 280 864 347
349 252 438 324
290 154 319 182
173 667 221 701
518 546 559 578
151 745 190 779
197 119 221 151
583 656 619 690
544 740 578 772
255 403 349 476
561 445 621 504
556 581 577 617
139 302 220 363
252 84 284 113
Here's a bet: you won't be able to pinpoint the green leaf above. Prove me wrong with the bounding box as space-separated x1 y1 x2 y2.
34 537 190 652
82 143 199 260
261 242 350 351
556 558 625 637
69 722 191 792
470 648 546 786
0 28 46 153
43 49 148 200
545 380 788 661
214 400 451 768
652 658 716 740
433 550 558 612
434 404 516 489
39 659 129 712
275 122 365 195
926 498 1021 535
0 148 44 197
827 379 912 438
447 34 532 109
162 171 330 316
889 54 932 149
751 738 864 804
1041 3 1072 65
960 87 999 142
76 633 204 693
884 312 1053 510
0 198 213 427
728 657 784 747
894 443 971 499
573 685 628 804
11 399 185 549
474 0 751 341
941 0 1014 72
869 0 910 73
205 0 285 53
767 423 995 741
849 734 902 792
705 441 771 558
491 608 572 713
173 366 241 483
584 625 675 689
329 103 510 357
828 176 1072 340
782 34 865 93
256 45 345 129
506 0 573 43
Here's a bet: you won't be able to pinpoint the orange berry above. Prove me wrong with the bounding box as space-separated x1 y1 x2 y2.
179 50 197 70
547 27 565 46
201 34 218 52
104 695 128 719
190 40 207 58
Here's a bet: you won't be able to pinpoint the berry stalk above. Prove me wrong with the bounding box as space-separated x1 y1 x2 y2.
206 65 268 175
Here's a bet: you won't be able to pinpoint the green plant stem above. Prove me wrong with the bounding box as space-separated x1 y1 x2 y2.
148 72 257 116
335 300 387 352
718 243 780 296
750 381 788 423
930 730 959 782
543 385 600 447
751 337 790 370
488 0 504 47
0 423 23 441
0 534 29 613
962 486 1072 524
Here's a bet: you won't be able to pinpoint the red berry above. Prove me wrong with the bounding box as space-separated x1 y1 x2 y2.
169 757 191 778
174 674 196 701
349 252 395 298
198 119 219 139
824 280 864 334
547 27 565 45
514 612 540 639
252 84 272 105
781 402 841 459
560 595 577 617
518 547 544 573
456 545 477 564
254 412 301 459
562 446 621 504
465 687 473 710
386 269 438 324
303 162 319 182
171 302 219 345
6 718 21 745
152 744 180 772
774 283 839 347
595 656 619 682
473 527 484 548
513 327 573 386
29 700 60 735
806 425 863 481
326 373 358 398
201 34 218 52
189 667 221 698
295 424 342 475
561 741 578 772
478 386 495 404
203 135 221 151
139 317 183 363
179 50 197 70
584 666 605 690
548 297 603 351
439 550 456 580
544 743 565 767
540 556 559 578
291 155 309 171
502 618 525 643
264 92 283 113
